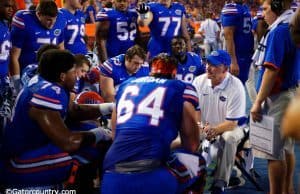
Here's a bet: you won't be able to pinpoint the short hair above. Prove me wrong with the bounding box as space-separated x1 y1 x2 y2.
36 44 60 62
36 0 58 17
172 36 186 44
74 54 91 68
125 45 146 61
38 49 75 83
150 53 178 79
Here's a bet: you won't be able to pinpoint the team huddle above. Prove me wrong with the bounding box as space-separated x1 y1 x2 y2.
0 0 300 194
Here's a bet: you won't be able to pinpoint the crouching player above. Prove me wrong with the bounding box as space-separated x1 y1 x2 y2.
101 53 206 194
0 49 113 190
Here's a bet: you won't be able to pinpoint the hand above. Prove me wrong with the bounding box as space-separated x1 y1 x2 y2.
203 123 218 141
250 101 262 122
230 62 240 76
136 3 149 14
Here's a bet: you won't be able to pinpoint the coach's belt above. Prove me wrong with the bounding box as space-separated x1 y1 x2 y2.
113 159 161 173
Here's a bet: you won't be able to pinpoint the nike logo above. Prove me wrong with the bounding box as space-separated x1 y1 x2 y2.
35 32 41 35
203 93 209 96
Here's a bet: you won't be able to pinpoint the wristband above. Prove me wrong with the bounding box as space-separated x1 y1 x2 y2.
140 13 149 19
12 74 20 81
99 102 114 115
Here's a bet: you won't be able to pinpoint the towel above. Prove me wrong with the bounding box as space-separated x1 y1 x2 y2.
252 9 294 67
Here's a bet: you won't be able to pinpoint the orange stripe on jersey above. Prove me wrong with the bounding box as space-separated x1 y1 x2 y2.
33 94 61 104
264 62 280 71
14 153 69 164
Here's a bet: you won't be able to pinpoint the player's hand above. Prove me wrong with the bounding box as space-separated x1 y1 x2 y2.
136 3 149 14
230 63 240 76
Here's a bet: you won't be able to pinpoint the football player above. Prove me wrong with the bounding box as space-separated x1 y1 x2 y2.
95 0 138 62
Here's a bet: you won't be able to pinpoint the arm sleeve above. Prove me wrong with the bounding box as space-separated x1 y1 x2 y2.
99 60 113 78
30 85 68 111
183 83 200 110
221 4 239 27
11 11 26 48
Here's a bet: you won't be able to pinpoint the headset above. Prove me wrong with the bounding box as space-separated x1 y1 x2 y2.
271 0 284 15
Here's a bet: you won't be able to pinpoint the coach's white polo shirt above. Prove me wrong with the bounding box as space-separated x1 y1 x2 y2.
193 72 246 126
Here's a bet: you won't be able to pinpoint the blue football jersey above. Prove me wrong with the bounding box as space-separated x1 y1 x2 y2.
147 2 186 58
60 8 87 54
175 52 205 83
1 75 69 157
99 54 149 87
96 8 137 58
11 10 66 70
85 5 97 23
103 76 199 170
221 3 254 56
0 20 11 77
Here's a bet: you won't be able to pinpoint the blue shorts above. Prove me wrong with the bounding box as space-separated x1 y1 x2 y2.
101 167 178 194
101 149 206 194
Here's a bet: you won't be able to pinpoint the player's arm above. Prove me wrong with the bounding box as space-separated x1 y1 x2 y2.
137 3 153 27
223 26 239 76
181 14 192 52
100 74 115 102
9 46 22 92
110 106 117 140
179 101 200 153
89 10 96 23
68 101 114 121
95 20 109 63
29 107 99 152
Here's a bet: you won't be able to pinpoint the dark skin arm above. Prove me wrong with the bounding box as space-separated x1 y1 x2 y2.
181 15 192 52
68 102 103 121
29 107 96 153
224 26 239 76
179 102 200 152
95 20 110 63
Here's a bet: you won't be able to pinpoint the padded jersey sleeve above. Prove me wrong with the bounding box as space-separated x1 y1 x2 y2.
221 3 239 27
182 83 199 110
100 59 113 78
95 8 111 22
30 82 68 111
11 10 27 48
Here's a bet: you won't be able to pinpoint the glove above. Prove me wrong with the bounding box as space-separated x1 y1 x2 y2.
10 75 21 97
90 127 112 143
136 3 149 14
85 67 100 84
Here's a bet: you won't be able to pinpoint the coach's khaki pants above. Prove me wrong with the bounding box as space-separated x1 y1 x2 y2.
214 126 245 185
